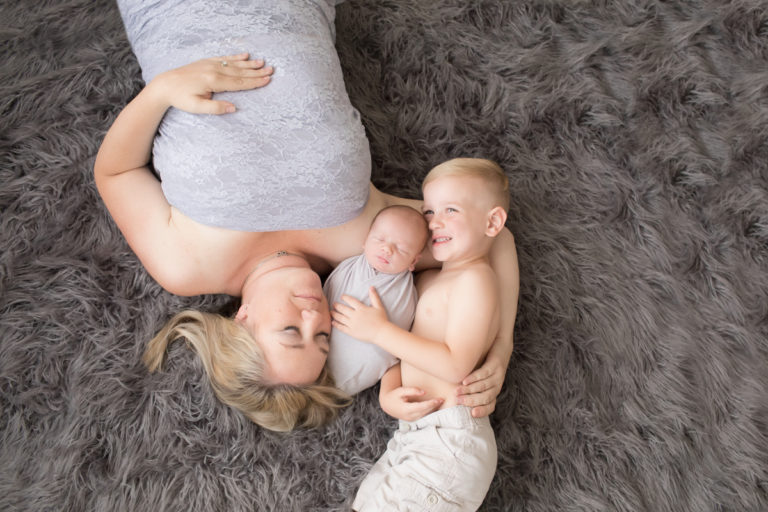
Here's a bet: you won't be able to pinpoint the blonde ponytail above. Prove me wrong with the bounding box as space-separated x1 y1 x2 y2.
145 310 350 432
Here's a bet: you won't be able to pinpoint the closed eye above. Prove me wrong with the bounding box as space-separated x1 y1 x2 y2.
316 332 330 354
280 327 330 355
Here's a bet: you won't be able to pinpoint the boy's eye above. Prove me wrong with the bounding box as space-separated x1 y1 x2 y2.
423 209 433 216
446 207 457 213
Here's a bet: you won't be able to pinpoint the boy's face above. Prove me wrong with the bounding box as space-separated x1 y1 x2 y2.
363 211 425 274
422 175 495 263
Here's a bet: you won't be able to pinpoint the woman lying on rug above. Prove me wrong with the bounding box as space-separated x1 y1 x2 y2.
94 0 519 431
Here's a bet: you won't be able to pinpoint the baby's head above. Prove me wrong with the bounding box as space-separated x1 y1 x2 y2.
363 205 429 274
421 158 509 263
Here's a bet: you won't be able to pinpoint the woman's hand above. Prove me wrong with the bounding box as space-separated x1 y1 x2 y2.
380 386 443 422
455 350 508 418
148 53 274 115
331 287 388 343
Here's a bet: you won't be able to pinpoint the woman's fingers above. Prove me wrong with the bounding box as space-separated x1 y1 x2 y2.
461 362 495 387
456 386 494 406
200 53 274 96
189 97 236 115
471 401 496 418
155 54 274 115
456 377 493 397
213 52 250 60
210 53 269 74
215 66 273 91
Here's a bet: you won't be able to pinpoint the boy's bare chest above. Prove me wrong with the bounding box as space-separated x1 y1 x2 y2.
412 272 456 337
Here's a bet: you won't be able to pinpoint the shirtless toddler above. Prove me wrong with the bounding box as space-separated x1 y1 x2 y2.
332 158 510 511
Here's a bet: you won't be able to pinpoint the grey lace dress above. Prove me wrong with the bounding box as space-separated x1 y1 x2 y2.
117 0 371 231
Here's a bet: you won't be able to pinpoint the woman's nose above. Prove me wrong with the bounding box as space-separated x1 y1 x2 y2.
301 308 324 329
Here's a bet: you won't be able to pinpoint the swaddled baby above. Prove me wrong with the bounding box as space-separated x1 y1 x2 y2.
323 205 428 394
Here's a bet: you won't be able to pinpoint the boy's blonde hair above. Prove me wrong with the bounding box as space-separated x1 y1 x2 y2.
422 158 510 211
144 310 350 432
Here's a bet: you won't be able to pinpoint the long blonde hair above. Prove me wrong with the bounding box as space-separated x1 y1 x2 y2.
144 310 350 432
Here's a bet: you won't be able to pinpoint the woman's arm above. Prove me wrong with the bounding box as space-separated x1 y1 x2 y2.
456 227 519 416
93 54 273 293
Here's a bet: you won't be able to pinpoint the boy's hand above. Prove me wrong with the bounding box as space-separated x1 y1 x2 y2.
455 351 508 417
331 287 388 343
380 386 444 422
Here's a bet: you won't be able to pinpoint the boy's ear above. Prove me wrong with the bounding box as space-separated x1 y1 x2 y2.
485 206 507 237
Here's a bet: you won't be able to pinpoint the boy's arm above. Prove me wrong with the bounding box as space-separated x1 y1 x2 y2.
332 269 498 383
457 227 520 415
378 364 443 421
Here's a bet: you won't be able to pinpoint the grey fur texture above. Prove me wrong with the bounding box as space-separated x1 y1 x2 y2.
2 0 768 510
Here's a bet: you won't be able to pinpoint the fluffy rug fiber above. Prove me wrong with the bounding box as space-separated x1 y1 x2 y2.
2 0 768 510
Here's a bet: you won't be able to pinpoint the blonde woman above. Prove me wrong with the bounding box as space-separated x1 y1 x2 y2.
95 0 520 431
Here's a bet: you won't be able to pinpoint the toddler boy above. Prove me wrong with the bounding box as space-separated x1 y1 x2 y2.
332 158 509 511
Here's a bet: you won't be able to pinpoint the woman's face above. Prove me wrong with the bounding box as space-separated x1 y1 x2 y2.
238 265 331 385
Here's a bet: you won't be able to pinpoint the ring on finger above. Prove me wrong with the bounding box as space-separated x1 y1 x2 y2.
220 60 228 67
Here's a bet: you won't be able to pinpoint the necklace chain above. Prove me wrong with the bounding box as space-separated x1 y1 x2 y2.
241 250 298 289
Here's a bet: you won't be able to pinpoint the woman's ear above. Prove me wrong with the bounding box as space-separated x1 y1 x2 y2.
235 304 248 323
485 206 508 237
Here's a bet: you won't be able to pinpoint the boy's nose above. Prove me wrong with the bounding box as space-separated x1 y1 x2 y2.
429 215 442 230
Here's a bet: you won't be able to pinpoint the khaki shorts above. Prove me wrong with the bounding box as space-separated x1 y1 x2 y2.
353 406 497 511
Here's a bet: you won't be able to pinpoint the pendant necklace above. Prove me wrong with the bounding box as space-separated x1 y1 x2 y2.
241 250 303 289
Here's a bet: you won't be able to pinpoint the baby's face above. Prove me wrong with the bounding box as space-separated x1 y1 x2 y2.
363 211 425 274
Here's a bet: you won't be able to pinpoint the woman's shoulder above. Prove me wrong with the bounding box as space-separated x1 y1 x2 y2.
149 209 271 296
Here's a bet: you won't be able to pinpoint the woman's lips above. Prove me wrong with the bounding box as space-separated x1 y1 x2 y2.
294 294 321 302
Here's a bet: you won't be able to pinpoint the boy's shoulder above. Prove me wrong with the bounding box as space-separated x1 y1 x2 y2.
427 260 497 296
445 259 495 279
451 261 496 288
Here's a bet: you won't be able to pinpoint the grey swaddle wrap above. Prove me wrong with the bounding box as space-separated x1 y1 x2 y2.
323 255 418 395
117 0 371 231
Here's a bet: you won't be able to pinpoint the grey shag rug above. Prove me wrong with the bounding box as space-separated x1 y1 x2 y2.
2 0 768 510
